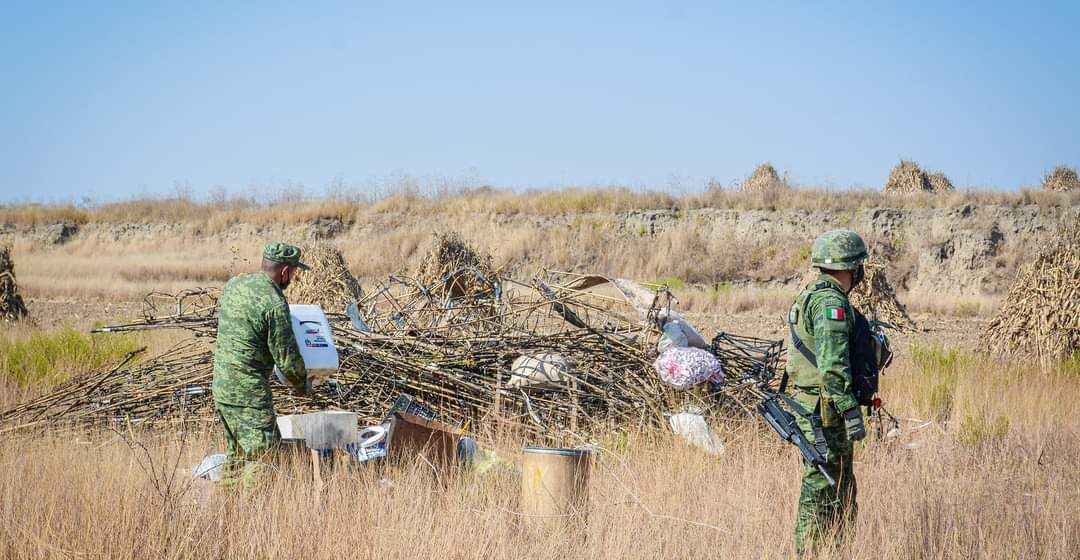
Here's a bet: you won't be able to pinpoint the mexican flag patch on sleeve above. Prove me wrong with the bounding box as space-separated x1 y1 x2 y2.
826 307 845 321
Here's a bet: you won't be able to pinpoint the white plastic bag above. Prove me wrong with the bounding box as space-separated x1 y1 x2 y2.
653 347 724 390
191 453 227 481
657 321 690 353
655 310 709 353
669 413 724 455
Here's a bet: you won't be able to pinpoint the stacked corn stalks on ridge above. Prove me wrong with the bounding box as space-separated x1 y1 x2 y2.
980 224 1080 367
884 160 954 193
0 245 28 322
739 162 789 193
1042 166 1080 192
849 258 919 332
0 234 783 440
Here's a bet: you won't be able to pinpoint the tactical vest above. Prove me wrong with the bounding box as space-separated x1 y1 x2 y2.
786 278 879 407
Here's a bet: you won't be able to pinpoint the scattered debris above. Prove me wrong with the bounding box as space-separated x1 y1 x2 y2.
0 234 788 444
740 163 789 193
93 288 219 335
1042 166 1080 192
980 224 1080 366
0 245 28 322
848 258 919 332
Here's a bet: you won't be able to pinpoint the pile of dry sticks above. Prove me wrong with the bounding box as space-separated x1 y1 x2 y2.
1 266 783 442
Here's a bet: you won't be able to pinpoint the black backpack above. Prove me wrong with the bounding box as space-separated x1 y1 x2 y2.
848 308 880 406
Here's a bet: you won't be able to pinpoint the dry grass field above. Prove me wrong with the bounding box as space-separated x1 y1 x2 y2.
1 189 1078 559
1 346 1078 559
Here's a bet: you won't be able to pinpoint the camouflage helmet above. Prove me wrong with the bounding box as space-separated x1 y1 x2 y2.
811 230 867 270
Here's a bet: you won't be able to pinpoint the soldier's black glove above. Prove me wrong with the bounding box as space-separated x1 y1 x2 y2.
842 407 866 441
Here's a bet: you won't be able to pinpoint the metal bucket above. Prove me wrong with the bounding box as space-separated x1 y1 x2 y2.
520 446 591 527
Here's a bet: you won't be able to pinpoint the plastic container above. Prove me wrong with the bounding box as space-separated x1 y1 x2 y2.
287 304 338 383
520 446 591 527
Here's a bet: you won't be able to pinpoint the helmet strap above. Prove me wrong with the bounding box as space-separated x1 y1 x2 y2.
851 264 865 291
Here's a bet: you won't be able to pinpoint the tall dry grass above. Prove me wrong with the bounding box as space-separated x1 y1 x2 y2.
1 348 1077 559
7 219 807 307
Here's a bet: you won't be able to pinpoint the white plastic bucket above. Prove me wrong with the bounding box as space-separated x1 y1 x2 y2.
275 304 338 385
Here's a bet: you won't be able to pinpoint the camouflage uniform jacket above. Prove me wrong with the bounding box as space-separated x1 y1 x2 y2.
785 273 859 414
212 272 307 407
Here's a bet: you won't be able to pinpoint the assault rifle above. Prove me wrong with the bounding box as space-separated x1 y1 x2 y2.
757 392 835 486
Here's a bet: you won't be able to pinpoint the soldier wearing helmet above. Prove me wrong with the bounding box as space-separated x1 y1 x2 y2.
786 229 868 555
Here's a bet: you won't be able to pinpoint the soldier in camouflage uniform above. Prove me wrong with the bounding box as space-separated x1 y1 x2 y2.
212 242 309 488
786 230 869 555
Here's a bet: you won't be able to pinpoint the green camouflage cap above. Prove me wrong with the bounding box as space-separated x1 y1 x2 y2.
262 242 309 270
811 230 867 270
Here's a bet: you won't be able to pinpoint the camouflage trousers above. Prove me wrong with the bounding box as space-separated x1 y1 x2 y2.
215 401 281 489
793 393 857 556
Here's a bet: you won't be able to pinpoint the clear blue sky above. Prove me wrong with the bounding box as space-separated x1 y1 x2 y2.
2 1 1078 203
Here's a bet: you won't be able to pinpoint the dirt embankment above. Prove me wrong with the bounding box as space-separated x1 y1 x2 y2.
623 204 1076 296
2 203 1075 300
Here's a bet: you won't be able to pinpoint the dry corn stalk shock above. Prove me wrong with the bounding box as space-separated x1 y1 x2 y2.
287 242 364 313
1042 166 1080 192
848 259 919 332
980 224 1080 366
0 245 29 322
740 163 789 193
883 160 952 194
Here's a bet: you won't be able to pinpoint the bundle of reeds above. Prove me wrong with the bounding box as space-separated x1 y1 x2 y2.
288 242 364 314
979 224 1080 366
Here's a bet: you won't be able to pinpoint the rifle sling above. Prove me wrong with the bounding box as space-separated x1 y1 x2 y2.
788 317 818 368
